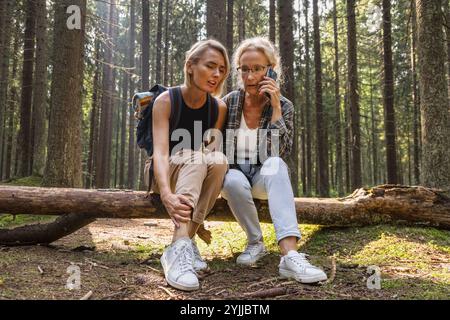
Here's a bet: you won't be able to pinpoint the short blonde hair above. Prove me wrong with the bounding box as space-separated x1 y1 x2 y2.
183 39 230 97
232 37 284 89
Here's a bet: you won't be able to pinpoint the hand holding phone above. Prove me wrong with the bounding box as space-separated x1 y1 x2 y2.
263 67 278 99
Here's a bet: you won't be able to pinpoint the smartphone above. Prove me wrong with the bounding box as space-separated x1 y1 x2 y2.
263 67 278 98
266 66 278 81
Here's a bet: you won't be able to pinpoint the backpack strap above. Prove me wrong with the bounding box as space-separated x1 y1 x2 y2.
168 86 183 132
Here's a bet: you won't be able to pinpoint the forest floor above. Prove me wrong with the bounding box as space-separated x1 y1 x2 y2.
0 178 449 300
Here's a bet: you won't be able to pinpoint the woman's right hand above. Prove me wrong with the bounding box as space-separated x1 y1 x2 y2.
161 192 193 228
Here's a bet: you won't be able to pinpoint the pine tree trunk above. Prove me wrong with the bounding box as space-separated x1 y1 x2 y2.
128 0 136 189
304 0 313 196
238 1 246 42
119 71 128 188
382 0 398 184
96 0 116 188
163 0 170 86
369 55 378 186
114 80 120 187
17 0 36 178
31 0 48 177
142 0 150 90
0 1 5 174
298 1 307 196
206 0 227 44
344 90 351 193
86 39 101 188
42 0 86 188
333 0 343 196
4 18 19 182
279 0 298 196
411 0 420 185
444 0 450 98
226 0 234 93
416 0 450 193
313 0 329 197
347 0 362 190
155 0 163 85
0 0 13 180
269 0 276 43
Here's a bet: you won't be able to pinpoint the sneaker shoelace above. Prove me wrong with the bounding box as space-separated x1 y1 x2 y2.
175 244 196 275
287 253 313 272
244 243 263 256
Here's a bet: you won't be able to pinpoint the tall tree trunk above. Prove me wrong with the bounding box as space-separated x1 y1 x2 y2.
142 0 150 90
279 0 298 196
344 89 351 193
86 39 101 188
128 0 136 189
444 0 450 98
238 1 246 42
369 54 378 186
269 0 276 43
155 0 163 85
382 0 398 184
119 74 128 188
114 78 121 187
333 0 343 196
31 0 48 177
43 0 86 188
207 0 227 44
139 0 151 191
298 1 307 196
0 1 15 181
304 0 313 196
96 0 116 188
226 0 234 93
313 0 329 197
416 0 450 193
347 0 362 190
411 0 420 185
163 0 170 86
17 0 36 178
0 0 13 180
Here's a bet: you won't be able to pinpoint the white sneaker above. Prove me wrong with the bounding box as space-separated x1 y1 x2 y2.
191 238 208 272
236 241 267 266
279 251 328 284
160 237 199 291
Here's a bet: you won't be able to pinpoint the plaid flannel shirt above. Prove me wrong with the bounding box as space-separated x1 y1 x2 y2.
222 89 294 169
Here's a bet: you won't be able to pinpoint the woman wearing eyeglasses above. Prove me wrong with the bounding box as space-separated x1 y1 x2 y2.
221 37 327 283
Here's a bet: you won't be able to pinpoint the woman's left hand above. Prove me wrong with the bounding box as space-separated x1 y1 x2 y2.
258 76 281 109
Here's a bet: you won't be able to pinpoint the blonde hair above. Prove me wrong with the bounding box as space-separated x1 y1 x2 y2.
183 39 230 97
232 37 284 89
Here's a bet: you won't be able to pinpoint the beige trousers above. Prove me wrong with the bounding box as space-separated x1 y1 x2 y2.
151 149 228 224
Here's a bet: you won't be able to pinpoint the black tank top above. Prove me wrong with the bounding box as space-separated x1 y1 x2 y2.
169 93 211 154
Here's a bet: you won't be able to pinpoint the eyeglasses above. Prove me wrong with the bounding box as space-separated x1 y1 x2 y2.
237 64 271 75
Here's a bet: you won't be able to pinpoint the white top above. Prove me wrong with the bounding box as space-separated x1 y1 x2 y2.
236 112 258 164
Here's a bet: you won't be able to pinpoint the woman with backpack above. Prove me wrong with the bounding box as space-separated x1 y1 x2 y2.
151 39 230 291
221 37 328 284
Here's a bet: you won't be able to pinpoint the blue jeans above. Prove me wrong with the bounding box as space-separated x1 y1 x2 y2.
221 157 301 244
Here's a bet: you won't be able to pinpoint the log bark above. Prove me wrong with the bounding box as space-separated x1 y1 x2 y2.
0 185 449 244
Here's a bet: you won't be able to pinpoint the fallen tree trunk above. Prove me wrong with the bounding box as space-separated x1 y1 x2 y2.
0 185 449 246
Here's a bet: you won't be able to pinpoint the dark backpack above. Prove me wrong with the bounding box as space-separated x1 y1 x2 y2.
132 85 219 195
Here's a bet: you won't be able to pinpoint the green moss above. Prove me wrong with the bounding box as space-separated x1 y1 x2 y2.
3 175 43 187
